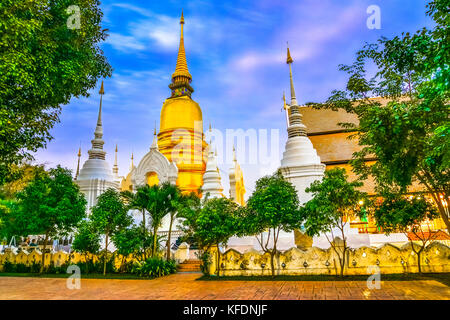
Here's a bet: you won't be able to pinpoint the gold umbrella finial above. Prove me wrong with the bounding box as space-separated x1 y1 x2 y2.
99 80 105 95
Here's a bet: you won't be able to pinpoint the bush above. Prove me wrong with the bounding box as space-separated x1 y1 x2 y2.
131 258 177 278
197 251 212 275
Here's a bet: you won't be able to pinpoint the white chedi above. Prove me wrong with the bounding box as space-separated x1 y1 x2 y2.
279 47 325 205
202 141 224 200
75 81 119 210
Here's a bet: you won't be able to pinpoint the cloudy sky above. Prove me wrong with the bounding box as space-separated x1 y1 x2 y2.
34 0 434 197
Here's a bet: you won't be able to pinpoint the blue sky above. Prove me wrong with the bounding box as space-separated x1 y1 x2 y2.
34 0 434 196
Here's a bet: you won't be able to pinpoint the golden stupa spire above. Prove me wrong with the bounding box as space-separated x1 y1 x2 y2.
151 122 158 149
286 43 297 106
172 9 192 81
286 44 293 64
169 10 194 97
75 146 81 180
130 152 134 170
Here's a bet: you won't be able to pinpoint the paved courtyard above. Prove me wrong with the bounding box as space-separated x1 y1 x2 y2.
0 273 449 300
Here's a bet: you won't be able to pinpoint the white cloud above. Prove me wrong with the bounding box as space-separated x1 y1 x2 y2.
105 33 146 52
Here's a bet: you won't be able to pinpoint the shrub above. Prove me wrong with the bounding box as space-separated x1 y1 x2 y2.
197 251 212 275
131 258 176 278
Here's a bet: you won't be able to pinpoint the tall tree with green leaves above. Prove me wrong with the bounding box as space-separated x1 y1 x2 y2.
143 182 174 258
373 194 439 273
307 0 449 232
112 225 143 271
11 166 87 272
193 197 238 276
301 168 368 277
238 171 301 276
0 0 112 183
90 188 132 275
121 187 150 258
164 185 194 261
72 220 101 264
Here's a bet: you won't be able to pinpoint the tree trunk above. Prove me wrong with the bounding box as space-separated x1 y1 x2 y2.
142 209 147 260
39 232 49 273
417 248 424 274
103 233 109 275
166 214 174 261
216 245 220 276
270 251 275 277
152 226 158 257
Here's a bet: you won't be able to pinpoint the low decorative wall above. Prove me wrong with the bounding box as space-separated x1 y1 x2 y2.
0 245 191 272
207 241 450 276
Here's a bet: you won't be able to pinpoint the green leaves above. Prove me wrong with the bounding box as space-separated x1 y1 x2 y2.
0 0 112 183
301 168 368 238
4 165 87 239
244 171 301 235
90 188 131 236
373 194 439 237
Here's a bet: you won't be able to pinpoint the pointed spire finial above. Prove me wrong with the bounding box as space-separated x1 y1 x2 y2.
286 43 297 106
286 42 293 64
75 146 82 180
130 152 135 171
113 143 119 175
88 80 106 160
151 123 158 150
99 80 105 95
169 10 193 96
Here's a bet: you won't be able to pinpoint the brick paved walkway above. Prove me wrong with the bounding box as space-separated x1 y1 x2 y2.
0 273 449 300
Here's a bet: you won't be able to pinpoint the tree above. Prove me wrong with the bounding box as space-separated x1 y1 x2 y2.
0 0 112 183
143 182 173 258
112 225 143 272
0 164 46 199
164 185 194 261
373 194 439 273
238 171 300 276
193 198 238 276
12 166 87 272
72 220 101 265
307 0 449 232
121 187 151 259
90 188 131 275
300 168 368 277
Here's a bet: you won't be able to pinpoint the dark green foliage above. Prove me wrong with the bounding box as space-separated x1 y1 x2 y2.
198 251 212 276
0 0 112 183
1 259 116 274
71 220 101 257
5 166 87 272
131 257 176 278
112 225 145 265
372 194 439 273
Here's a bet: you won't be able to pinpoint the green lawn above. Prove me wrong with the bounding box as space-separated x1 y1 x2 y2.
198 273 450 287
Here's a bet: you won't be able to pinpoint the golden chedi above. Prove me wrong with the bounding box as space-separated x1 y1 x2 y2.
157 11 207 194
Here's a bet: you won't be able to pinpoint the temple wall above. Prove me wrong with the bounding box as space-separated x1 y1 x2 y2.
0 246 191 272
207 241 450 276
